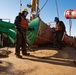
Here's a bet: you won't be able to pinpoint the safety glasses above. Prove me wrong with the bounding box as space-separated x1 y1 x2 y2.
24 12 28 15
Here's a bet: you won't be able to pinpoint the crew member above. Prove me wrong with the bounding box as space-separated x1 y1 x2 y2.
54 17 66 50
14 8 34 58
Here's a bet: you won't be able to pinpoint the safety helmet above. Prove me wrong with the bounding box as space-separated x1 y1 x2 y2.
21 8 28 13
54 17 59 21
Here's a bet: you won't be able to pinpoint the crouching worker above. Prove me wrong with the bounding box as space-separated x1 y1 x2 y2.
14 8 34 58
54 17 66 50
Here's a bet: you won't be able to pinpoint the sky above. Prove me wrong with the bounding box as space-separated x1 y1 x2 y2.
0 0 76 36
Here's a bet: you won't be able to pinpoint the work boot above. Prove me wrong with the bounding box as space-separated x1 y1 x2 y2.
58 46 62 50
22 53 30 56
16 54 22 58
74 60 76 65
0 61 2 63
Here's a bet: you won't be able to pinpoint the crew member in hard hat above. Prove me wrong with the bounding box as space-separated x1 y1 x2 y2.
14 8 34 58
54 17 66 50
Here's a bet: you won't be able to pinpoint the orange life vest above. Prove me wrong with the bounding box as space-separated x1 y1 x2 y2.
19 16 28 30
55 22 62 31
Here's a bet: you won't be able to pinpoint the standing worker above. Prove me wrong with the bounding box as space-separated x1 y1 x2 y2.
14 8 34 58
54 17 66 50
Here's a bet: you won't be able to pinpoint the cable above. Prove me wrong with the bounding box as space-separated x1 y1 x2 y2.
20 0 22 12
38 0 48 14
55 0 59 18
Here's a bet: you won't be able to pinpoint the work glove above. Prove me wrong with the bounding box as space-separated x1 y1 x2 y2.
32 27 35 31
28 27 35 31
16 26 21 31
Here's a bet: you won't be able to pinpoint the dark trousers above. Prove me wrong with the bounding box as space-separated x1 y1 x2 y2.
55 31 64 49
15 30 27 55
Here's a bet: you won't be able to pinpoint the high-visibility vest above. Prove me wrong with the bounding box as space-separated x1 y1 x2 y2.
19 16 28 30
55 22 63 31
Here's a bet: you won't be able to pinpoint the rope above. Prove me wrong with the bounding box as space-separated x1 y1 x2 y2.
27 32 54 43
69 19 72 36
36 35 54 42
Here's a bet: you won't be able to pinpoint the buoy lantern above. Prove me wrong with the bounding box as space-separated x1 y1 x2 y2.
64 9 76 19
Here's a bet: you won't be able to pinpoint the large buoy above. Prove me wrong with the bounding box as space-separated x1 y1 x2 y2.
64 9 76 19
